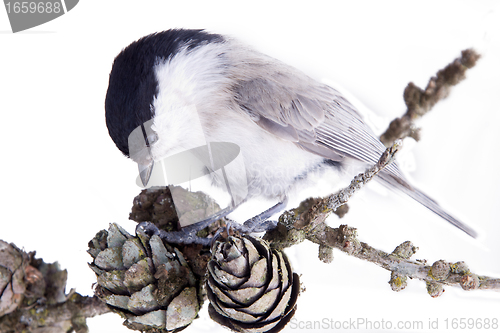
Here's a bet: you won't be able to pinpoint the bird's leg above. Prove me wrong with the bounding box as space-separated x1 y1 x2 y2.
137 221 213 246
137 199 287 245
137 203 241 246
231 199 288 233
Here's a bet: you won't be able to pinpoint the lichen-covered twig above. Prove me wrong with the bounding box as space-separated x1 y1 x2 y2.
380 49 481 146
0 293 110 333
266 140 401 235
263 145 500 296
266 219 500 295
0 241 110 333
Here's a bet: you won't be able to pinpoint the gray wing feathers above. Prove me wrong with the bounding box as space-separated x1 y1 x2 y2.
231 51 475 236
234 67 402 176
235 77 325 130
255 116 299 142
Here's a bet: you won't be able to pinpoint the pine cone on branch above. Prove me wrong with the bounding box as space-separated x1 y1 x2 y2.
206 235 300 333
88 223 203 332
0 240 29 317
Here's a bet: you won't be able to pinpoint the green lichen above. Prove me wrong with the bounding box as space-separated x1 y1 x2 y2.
450 261 470 275
426 281 445 298
29 307 49 325
389 272 407 292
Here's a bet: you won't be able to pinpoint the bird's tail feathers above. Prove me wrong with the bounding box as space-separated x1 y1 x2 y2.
377 173 477 238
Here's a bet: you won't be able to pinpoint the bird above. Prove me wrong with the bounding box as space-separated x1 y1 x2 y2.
105 28 476 237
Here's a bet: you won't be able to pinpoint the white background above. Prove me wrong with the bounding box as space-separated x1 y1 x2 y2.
1 1 499 332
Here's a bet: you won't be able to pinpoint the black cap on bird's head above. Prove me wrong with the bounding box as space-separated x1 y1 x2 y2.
104 29 223 185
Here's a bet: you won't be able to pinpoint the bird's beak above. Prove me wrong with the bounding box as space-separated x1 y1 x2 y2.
138 160 154 187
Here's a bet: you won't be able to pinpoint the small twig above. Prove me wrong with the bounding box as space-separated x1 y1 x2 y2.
269 140 401 236
0 242 111 333
380 49 481 146
268 221 500 295
263 145 500 296
0 294 110 333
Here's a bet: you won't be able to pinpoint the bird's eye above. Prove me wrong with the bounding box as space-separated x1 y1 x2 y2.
146 133 158 147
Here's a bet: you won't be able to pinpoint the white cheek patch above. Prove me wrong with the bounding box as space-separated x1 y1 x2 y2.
150 103 207 160
150 42 231 160
148 108 249 226
143 45 249 226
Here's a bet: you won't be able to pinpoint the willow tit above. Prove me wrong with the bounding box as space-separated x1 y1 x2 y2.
105 29 475 237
